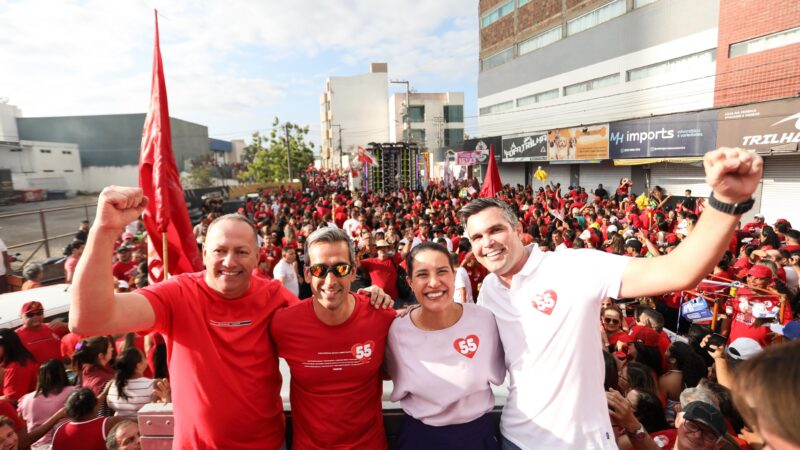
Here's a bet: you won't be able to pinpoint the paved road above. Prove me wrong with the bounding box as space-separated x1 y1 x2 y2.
0 195 98 269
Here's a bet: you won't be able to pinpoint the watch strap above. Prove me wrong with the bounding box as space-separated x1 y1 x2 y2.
708 192 754 215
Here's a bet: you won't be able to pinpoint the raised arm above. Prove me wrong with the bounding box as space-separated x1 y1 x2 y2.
620 148 762 298
70 186 156 335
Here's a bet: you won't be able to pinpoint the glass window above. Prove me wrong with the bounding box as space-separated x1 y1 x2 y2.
564 73 620 96
518 0 532 6
481 1 514 28
410 129 426 144
518 26 562 56
444 105 464 123
633 0 657 7
730 26 800 58
567 0 626 36
479 100 514 115
517 88 559 107
444 128 464 147
627 49 716 81
408 106 425 123
482 47 514 71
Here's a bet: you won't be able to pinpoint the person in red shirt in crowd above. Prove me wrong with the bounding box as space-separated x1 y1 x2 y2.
0 329 38 407
742 213 765 235
722 264 791 347
71 336 115 397
70 186 392 450
616 177 633 202
15 301 66 365
111 245 136 282
59 331 84 363
781 229 800 253
51 388 128 450
601 305 627 350
271 227 396 450
359 239 401 300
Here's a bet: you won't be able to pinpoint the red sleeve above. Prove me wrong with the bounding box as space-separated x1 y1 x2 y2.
0 400 24 432
3 363 35 401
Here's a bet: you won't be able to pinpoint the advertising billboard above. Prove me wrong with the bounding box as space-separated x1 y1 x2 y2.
501 133 548 162
608 110 717 159
716 98 800 152
547 124 609 161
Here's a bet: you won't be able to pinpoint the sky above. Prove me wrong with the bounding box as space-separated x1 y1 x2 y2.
1 0 479 150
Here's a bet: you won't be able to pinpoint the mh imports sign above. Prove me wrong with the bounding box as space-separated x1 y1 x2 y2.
501 133 547 162
608 110 717 159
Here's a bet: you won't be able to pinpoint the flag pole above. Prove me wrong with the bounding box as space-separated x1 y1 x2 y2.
162 231 170 279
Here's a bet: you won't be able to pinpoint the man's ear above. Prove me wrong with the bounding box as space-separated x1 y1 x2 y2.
674 411 685 428
516 221 524 238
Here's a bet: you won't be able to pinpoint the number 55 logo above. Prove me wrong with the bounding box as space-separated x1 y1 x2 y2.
351 340 375 360
453 335 480 359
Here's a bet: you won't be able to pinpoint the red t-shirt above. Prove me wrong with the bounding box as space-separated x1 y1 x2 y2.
360 256 401 300
270 295 396 450
51 416 108 450
725 289 790 346
81 365 114 396
140 272 299 450
16 325 63 364
112 260 136 281
60 332 85 360
2 360 38 401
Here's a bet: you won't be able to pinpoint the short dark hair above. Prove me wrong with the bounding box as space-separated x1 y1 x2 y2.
106 420 138 450
458 198 518 228
304 227 356 266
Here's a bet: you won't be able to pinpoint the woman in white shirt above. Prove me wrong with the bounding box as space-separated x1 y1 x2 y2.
385 242 505 450
106 348 155 417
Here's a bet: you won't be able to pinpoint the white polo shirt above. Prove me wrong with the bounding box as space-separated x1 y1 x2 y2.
272 259 299 297
477 246 630 450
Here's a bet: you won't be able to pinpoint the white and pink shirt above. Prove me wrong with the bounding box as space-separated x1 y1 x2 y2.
385 303 505 426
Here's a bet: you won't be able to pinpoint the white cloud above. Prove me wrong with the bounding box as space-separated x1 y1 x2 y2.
1 0 477 141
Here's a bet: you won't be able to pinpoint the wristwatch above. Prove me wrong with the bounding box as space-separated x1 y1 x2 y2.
626 423 648 441
708 192 754 215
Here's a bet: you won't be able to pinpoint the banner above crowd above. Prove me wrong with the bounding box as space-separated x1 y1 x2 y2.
460 137 500 165
501 133 547 162
547 124 610 161
716 97 800 153
608 110 717 159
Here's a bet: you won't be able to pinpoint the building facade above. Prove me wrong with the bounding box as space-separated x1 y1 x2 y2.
320 63 390 169
389 91 465 177
475 0 800 224
16 113 209 193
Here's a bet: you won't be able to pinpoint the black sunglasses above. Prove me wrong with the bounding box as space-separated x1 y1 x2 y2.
307 263 353 278
25 311 44 318
603 317 620 324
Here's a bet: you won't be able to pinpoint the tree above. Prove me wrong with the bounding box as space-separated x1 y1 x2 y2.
238 118 315 182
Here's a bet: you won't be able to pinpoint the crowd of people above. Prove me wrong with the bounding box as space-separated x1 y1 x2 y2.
2 148 798 449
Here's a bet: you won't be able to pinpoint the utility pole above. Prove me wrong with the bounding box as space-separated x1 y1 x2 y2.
332 124 343 169
390 80 410 145
285 123 293 181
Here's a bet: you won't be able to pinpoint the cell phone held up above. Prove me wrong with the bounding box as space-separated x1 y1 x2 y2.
704 333 727 349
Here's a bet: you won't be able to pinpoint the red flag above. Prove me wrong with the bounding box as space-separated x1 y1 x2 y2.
357 146 378 166
479 144 502 198
139 10 203 282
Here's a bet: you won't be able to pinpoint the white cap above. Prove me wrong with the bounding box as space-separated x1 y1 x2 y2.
607 225 618 233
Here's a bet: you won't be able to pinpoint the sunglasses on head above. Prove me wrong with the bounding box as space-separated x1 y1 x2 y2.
25 311 44 318
307 263 353 278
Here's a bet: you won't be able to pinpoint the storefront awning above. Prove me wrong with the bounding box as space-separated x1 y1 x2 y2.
613 157 704 166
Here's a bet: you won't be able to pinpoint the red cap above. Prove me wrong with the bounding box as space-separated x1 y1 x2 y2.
774 218 791 227
21 301 44 314
620 325 660 347
747 265 773 279
666 234 678 245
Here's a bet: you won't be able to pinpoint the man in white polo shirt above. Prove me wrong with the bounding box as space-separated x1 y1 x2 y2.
461 148 762 450
272 246 299 297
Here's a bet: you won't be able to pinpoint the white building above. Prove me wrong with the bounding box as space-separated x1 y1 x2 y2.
319 63 390 169
0 103 83 195
389 92 465 168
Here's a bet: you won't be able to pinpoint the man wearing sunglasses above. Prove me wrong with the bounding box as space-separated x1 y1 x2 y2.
673 402 726 450
15 301 65 364
270 227 396 450
70 187 393 450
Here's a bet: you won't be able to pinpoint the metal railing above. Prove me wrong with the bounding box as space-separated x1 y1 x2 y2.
0 203 96 268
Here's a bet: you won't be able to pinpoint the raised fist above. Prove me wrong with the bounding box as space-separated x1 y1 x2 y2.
95 186 149 231
704 148 763 204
